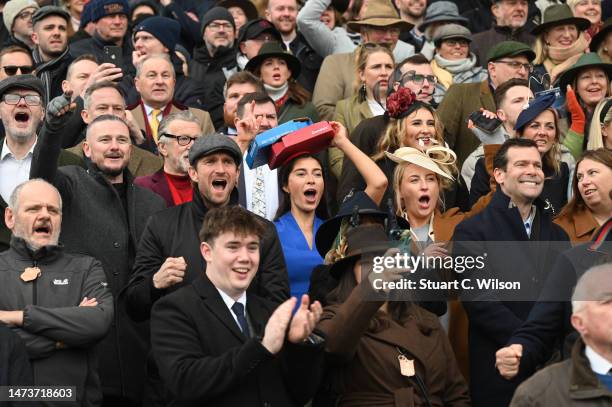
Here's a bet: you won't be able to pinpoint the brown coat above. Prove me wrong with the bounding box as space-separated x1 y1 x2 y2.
318 282 470 406
129 103 215 140
510 338 612 407
68 143 163 178
554 206 600 245
436 80 496 166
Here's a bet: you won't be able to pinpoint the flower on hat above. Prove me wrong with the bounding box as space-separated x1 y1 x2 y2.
386 87 417 119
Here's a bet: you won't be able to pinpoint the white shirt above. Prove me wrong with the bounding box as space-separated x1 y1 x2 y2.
367 98 385 117
586 346 612 375
242 153 279 221
215 287 247 329
0 138 36 203
144 103 167 126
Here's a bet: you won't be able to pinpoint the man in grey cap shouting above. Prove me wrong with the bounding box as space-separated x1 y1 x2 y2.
125 132 289 406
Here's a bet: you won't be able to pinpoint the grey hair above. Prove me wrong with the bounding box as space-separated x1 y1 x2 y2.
135 53 175 78
157 111 202 145
572 263 612 313
8 179 63 212
86 114 130 140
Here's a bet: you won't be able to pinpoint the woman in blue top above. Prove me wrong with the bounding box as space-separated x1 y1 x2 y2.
274 121 388 299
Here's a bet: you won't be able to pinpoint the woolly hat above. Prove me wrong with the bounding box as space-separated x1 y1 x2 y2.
200 6 235 34
89 0 129 23
3 0 39 31
133 16 180 52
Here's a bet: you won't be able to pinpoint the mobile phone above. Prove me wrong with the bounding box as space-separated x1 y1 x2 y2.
102 46 124 69
467 111 502 134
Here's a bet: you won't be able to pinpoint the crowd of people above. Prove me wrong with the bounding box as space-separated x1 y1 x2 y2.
0 0 611 405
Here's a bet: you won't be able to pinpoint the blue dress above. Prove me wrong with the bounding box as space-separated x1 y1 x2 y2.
274 212 324 299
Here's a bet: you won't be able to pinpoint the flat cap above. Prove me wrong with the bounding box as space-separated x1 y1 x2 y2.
0 75 45 99
433 23 471 47
32 6 70 26
487 40 536 63
189 133 242 166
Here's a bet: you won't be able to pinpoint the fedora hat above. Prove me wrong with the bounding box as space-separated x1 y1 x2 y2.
347 0 412 32
327 224 392 278
245 41 301 78
591 17 612 53
531 4 591 36
217 0 258 21
558 52 612 91
418 1 468 32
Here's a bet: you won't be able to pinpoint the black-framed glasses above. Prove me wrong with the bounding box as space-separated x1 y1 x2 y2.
443 39 470 47
495 60 534 73
161 133 198 146
400 71 437 86
1 65 35 76
16 10 34 20
2 94 41 106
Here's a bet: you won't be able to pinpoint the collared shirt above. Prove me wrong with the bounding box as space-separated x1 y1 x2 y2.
242 153 279 221
144 103 167 126
508 200 537 237
0 138 36 203
216 286 247 329
586 346 612 376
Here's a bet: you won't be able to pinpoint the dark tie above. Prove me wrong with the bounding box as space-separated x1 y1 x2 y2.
231 302 250 338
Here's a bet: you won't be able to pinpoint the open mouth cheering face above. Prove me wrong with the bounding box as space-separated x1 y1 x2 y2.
190 152 239 207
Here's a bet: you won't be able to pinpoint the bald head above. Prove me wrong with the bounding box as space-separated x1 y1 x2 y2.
5 179 62 250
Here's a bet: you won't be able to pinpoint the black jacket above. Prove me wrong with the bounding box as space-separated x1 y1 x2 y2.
0 237 113 406
289 32 323 94
33 47 74 102
471 23 535 67
30 116 166 402
452 189 570 407
125 187 289 322
150 275 324 407
0 325 32 395
189 45 237 129
70 33 135 76
509 238 611 377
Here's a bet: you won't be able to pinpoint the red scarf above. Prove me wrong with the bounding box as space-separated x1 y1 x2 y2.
164 172 192 205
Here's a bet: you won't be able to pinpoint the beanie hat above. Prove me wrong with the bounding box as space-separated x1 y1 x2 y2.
79 0 94 28
3 0 39 31
133 16 180 52
89 0 129 23
200 6 235 34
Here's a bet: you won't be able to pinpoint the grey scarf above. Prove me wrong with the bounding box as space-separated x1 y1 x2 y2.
433 53 478 75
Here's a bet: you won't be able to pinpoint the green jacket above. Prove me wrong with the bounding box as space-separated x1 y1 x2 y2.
0 139 84 252
278 98 320 124
436 80 496 166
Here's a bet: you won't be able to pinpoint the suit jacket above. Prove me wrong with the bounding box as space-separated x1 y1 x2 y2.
436 80 496 166
150 275 324 407
68 142 163 178
134 169 173 207
129 101 215 153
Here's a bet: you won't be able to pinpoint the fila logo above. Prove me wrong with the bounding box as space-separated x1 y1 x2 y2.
53 278 69 285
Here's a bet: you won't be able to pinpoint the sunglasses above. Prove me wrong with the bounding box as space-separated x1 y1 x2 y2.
2 65 35 76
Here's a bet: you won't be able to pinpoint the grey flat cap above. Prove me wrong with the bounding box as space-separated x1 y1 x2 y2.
433 23 472 47
188 133 242 166
0 75 44 99
32 6 71 26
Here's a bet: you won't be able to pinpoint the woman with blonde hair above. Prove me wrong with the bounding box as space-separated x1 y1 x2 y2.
587 97 612 150
591 18 612 63
338 87 468 212
566 0 603 36
555 148 612 242
329 43 394 178
530 4 591 88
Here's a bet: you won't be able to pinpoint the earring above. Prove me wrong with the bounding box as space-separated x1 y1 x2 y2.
359 82 367 101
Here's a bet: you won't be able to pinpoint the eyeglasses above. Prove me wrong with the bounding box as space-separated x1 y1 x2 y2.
366 25 401 36
1 65 35 76
443 39 469 47
161 133 198 146
400 71 437 86
360 42 391 50
2 94 42 106
208 22 233 31
495 60 534 73
16 10 34 20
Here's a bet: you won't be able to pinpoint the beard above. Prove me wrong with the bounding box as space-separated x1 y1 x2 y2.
223 109 236 128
